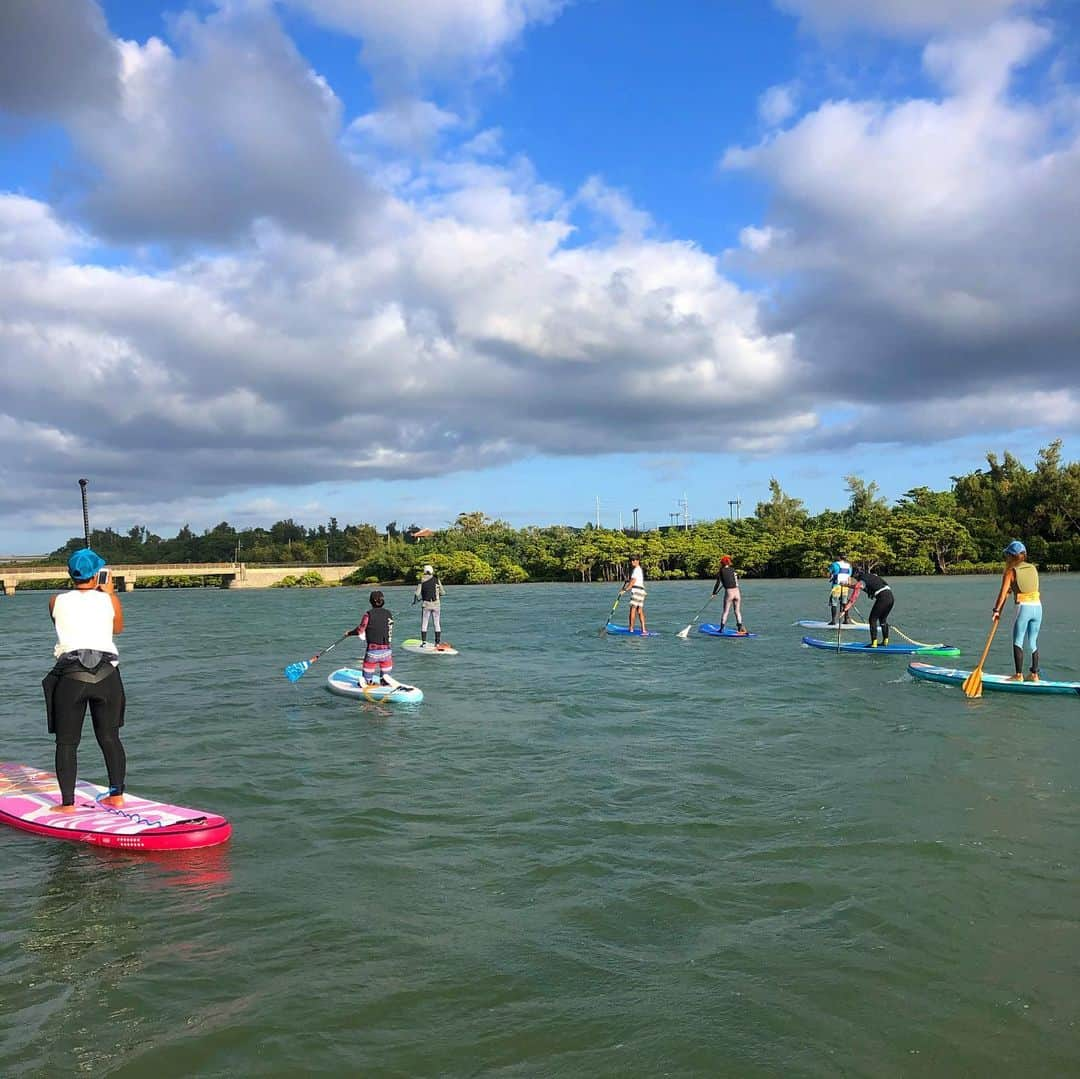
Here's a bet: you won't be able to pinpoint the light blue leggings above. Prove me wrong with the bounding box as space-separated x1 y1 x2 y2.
1012 603 1042 651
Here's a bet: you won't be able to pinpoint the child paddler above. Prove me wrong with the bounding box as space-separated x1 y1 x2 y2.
992 540 1042 682
348 590 394 685
42 548 127 811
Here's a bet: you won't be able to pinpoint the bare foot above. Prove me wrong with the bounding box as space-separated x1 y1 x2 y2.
100 794 125 807
50 803 77 813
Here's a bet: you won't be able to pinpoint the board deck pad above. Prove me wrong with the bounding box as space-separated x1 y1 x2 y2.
802 636 959 656
604 623 659 637
0 761 231 851
401 639 459 655
699 624 760 639
326 668 424 702
908 662 1080 696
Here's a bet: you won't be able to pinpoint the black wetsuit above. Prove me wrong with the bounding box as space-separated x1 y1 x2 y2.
851 570 894 644
42 652 126 805
712 565 738 596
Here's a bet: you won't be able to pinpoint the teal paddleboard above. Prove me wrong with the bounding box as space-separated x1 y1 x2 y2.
908 662 1080 696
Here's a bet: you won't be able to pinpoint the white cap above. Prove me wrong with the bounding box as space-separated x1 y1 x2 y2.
423 564 434 574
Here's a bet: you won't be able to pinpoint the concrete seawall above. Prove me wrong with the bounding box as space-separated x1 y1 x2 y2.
1 563 360 595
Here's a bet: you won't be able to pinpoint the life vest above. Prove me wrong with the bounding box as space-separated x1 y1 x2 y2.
364 607 393 646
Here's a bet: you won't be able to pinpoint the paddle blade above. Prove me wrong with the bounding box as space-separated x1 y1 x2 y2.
284 659 311 683
962 668 983 698
676 624 691 639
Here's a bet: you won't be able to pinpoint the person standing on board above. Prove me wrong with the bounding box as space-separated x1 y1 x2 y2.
991 540 1042 682
413 564 447 649
42 549 126 812
842 567 893 647
621 555 648 634
348 590 394 684
828 557 853 625
711 555 748 634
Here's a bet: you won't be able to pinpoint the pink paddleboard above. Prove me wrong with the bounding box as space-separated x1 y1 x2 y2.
0 761 231 852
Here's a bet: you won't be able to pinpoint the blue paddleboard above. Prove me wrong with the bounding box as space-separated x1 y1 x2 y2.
605 623 660 637
699 624 759 639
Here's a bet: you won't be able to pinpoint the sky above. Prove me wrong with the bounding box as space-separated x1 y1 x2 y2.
2 0 1079 552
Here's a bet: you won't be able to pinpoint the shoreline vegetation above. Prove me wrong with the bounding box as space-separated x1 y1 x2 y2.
9 443 1079 589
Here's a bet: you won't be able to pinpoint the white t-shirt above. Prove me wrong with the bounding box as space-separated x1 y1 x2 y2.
52 589 118 658
630 566 644 588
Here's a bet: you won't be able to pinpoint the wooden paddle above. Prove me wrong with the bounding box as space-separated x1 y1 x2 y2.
963 618 1000 698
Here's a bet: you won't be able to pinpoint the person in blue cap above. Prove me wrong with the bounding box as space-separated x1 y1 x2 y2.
991 540 1042 682
41 548 127 811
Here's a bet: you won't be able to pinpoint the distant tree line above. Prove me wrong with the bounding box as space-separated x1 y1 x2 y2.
41 442 1079 583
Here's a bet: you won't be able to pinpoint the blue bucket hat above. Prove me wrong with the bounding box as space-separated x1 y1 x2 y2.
68 547 105 582
1002 540 1026 557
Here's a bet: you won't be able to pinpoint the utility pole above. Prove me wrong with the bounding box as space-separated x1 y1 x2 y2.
728 498 742 521
679 493 690 529
632 507 639 532
595 495 600 529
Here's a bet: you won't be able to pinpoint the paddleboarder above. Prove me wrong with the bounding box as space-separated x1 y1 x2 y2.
413 564 448 649
42 548 126 812
991 540 1042 682
711 555 747 634
828 557 853 625
621 555 648 635
842 567 893 647
348 590 394 685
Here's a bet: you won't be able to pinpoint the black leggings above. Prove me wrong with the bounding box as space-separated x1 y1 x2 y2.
52 667 126 805
869 591 895 644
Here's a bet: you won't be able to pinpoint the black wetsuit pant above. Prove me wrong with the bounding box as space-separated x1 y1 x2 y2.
50 667 126 805
869 591 895 644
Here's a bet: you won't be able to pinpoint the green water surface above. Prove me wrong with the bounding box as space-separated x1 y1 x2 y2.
2 577 1078 1077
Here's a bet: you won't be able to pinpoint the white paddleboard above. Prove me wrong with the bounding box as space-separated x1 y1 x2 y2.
794 620 870 631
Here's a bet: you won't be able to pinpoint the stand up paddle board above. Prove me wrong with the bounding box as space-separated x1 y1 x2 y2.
794 620 870 631
0 761 231 851
699 623 760 639
908 662 1080 696
802 636 959 657
604 623 659 637
327 669 424 703
401 639 459 655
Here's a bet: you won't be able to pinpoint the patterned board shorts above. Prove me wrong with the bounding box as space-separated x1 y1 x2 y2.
362 645 393 679
630 586 647 608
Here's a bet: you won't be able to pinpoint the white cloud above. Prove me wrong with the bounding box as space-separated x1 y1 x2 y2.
283 0 568 91
348 99 461 151
0 196 84 260
0 170 809 519
0 0 120 115
575 176 653 240
759 82 800 127
775 0 1039 36
49 5 375 244
725 16 1080 427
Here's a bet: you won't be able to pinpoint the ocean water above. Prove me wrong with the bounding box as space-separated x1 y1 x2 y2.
1 577 1078 1077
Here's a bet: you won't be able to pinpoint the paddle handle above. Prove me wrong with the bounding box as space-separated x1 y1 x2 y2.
973 617 1000 673
78 478 90 547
